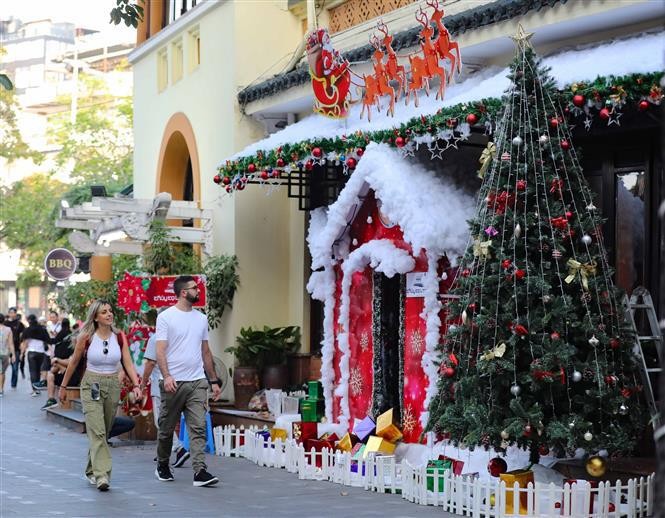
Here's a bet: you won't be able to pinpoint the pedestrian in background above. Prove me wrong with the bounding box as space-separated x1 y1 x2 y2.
154 276 222 487
5 308 25 388
20 314 49 397
0 314 15 396
58 300 143 492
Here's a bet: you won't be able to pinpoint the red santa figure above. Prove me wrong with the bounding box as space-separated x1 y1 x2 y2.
306 28 351 118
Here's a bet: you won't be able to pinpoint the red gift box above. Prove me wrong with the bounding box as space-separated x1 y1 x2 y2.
562 479 598 515
292 421 317 444
304 438 335 467
438 455 464 475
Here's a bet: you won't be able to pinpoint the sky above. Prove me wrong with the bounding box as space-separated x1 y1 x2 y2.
4 0 135 35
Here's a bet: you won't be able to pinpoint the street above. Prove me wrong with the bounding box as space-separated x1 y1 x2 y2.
0 377 451 518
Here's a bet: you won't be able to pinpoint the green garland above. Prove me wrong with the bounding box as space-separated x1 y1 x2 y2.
217 71 662 184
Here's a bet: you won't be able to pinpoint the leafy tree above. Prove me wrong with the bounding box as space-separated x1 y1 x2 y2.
109 0 145 28
0 174 66 280
0 87 42 165
426 32 646 462
48 73 133 187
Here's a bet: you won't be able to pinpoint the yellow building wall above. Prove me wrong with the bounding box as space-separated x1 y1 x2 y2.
132 1 312 400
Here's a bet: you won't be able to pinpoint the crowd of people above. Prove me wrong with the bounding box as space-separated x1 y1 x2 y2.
2 275 222 492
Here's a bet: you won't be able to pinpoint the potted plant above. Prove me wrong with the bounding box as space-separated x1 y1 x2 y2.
225 328 263 409
256 326 301 389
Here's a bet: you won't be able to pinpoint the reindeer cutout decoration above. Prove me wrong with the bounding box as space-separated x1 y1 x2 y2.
376 21 406 99
361 34 396 121
408 7 446 106
428 0 462 81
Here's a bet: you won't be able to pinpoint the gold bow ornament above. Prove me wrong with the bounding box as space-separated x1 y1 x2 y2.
480 342 506 361
478 142 496 179
564 259 597 290
473 238 492 258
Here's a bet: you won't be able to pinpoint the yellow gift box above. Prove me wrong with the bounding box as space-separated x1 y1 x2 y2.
363 435 396 458
270 428 288 442
375 408 403 443
500 469 534 515
336 432 357 452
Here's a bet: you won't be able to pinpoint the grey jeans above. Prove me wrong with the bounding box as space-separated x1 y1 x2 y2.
156 378 208 472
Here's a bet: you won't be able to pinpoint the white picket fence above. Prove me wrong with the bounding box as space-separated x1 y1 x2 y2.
211 425 654 517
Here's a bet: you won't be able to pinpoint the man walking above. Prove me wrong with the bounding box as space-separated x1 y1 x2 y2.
5 308 25 388
154 276 222 487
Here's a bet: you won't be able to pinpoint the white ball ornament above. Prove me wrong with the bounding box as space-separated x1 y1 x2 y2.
572 370 582 382
512 136 523 147
500 430 510 440
514 224 522 238
539 134 549 144
588 335 600 347
619 404 628 415
581 234 592 245
584 431 593 442
510 384 521 397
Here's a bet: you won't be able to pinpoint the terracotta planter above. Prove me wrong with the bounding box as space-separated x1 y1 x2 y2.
232 366 259 409
262 364 289 389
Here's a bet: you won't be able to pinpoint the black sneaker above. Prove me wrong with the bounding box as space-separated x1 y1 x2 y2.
32 380 47 390
41 398 58 410
172 447 190 468
193 469 219 487
155 463 174 481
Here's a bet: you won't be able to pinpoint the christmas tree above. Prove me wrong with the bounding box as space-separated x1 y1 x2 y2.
426 26 646 462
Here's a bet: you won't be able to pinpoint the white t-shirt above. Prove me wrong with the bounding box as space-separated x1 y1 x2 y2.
143 334 162 398
155 306 208 382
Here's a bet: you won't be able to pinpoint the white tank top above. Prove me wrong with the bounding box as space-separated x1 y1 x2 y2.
86 333 122 374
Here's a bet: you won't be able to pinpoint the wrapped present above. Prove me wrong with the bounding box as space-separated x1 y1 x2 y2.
350 443 366 460
562 479 598 515
336 432 358 452
270 427 288 442
364 435 396 458
320 432 339 442
352 415 376 443
308 381 324 399
427 459 452 492
304 438 334 468
500 469 534 515
438 455 465 475
350 462 376 475
292 421 317 444
375 408 403 443
300 398 325 422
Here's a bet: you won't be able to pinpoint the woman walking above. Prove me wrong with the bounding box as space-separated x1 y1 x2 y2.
59 300 142 491
20 315 50 396
0 314 15 396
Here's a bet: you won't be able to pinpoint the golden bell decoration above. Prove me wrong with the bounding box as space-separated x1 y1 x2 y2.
585 455 607 478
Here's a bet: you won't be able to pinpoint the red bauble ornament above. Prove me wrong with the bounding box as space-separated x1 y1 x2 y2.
487 457 508 477
260 170 269 180
271 169 280 178
213 175 222 184
610 338 620 350
225 185 233 193
356 147 364 157
572 94 585 107
501 259 512 270
346 157 357 169
461 268 471 277
466 113 478 125
247 163 257 174
608 503 616 513
621 388 632 398
605 375 618 385
554 502 562 509
550 332 561 341
514 324 529 336
222 176 231 185
514 269 526 280
305 160 314 171
276 157 286 168
539 444 550 456
599 108 610 120
447 118 458 128
395 136 406 148
523 424 532 437
549 117 559 128
312 147 322 158
516 179 527 191
565 211 573 219
236 182 245 191
561 139 571 150
443 366 456 378
638 100 649 111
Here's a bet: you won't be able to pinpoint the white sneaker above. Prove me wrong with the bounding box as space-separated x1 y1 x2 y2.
85 474 96 485
30 391 40 397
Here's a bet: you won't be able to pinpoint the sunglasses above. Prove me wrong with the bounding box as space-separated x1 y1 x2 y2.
103 340 109 355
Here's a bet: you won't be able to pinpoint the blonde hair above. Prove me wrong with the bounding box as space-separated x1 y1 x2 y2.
80 300 119 340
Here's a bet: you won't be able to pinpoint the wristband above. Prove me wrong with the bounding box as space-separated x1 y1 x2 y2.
210 379 222 387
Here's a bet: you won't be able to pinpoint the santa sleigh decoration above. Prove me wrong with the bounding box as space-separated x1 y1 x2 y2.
307 0 461 121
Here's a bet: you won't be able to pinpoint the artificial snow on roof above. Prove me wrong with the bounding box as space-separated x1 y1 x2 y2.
228 30 664 162
307 143 475 270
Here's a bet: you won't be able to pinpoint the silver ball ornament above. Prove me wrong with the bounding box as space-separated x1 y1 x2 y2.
588 335 600 347
581 234 592 245
539 134 549 144
510 384 521 397
542 295 552 304
619 404 628 415
512 136 523 147
572 370 582 382
500 430 510 439
584 431 593 442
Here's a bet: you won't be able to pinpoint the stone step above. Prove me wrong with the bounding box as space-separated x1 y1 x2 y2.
71 398 83 412
45 406 86 434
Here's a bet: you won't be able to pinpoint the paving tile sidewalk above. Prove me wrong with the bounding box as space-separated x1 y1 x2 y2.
1 377 452 517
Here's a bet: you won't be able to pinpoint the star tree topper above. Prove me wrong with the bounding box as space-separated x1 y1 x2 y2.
510 23 534 47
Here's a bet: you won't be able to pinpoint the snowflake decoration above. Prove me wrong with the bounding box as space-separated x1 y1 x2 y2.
359 332 370 352
401 405 416 434
411 329 425 355
349 367 364 397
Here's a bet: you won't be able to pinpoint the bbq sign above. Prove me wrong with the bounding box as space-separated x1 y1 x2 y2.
44 248 77 281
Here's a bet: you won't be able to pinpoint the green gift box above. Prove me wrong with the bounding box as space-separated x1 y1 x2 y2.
307 381 324 400
300 398 324 422
426 459 452 492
